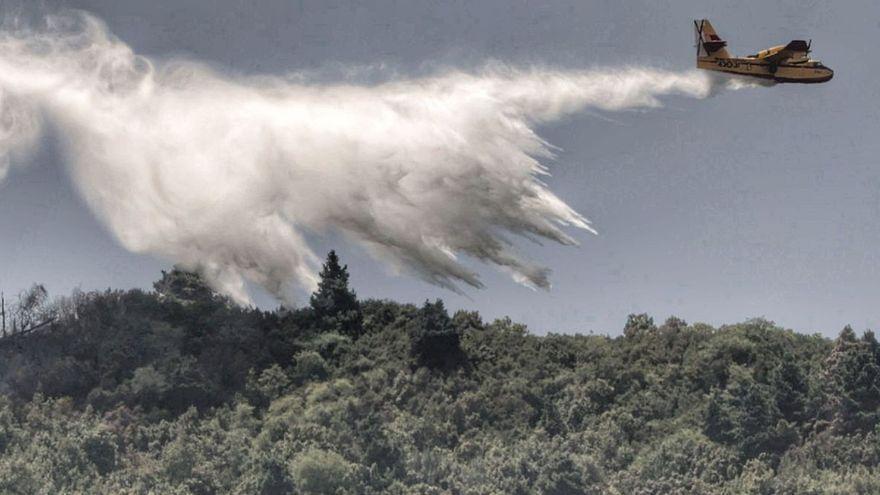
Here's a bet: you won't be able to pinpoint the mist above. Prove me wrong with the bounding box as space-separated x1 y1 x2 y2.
0 11 757 304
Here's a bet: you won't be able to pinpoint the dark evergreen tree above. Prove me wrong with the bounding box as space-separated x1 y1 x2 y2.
409 299 464 369
822 326 880 433
310 250 363 338
704 365 794 457
771 355 809 424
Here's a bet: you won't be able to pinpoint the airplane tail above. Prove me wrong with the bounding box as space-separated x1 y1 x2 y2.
695 19 731 59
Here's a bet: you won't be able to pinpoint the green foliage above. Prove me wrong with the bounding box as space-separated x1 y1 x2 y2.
621 429 739 493
310 250 363 339
154 267 220 305
408 299 464 370
291 448 358 494
292 351 330 384
236 450 294 495
623 312 655 338
0 263 878 493
821 327 880 434
705 365 796 457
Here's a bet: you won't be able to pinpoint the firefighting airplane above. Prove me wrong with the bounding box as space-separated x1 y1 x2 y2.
695 19 833 83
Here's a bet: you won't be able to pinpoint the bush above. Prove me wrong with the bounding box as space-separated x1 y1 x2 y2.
291 448 357 494
293 351 330 384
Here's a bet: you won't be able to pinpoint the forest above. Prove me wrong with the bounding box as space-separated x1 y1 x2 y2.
0 251 878 494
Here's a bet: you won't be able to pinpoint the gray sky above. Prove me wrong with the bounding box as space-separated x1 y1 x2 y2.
1 0 877 336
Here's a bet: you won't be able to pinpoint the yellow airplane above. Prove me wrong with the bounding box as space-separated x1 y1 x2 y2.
695 19 833 83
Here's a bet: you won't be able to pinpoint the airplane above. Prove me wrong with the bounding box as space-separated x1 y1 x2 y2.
694 19 833 83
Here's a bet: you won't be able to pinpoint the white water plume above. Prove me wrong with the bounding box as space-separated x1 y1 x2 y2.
0 11 757 304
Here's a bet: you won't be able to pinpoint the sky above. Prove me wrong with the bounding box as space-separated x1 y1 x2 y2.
1 0 878 336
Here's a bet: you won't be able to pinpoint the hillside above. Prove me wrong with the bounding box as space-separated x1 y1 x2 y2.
0 253 878 494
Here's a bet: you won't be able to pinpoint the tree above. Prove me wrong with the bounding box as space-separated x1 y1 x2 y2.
822 326 880 434
409 299 464 369
290 449 358 494
2 284 55 337
704 365 795 457
771 356 809 424
310 251 363 338
153 268 219 305
623 313 655 339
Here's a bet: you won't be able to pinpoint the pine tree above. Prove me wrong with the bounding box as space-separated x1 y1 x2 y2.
704 365 793 457
310 251 363 338
771 355 808 424
822 326 880 433
409 299 464 369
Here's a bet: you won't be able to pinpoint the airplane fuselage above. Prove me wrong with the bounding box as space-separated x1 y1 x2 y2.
697 56 833 83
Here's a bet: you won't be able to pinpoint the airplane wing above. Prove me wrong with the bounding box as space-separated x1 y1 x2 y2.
758 40 810 64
